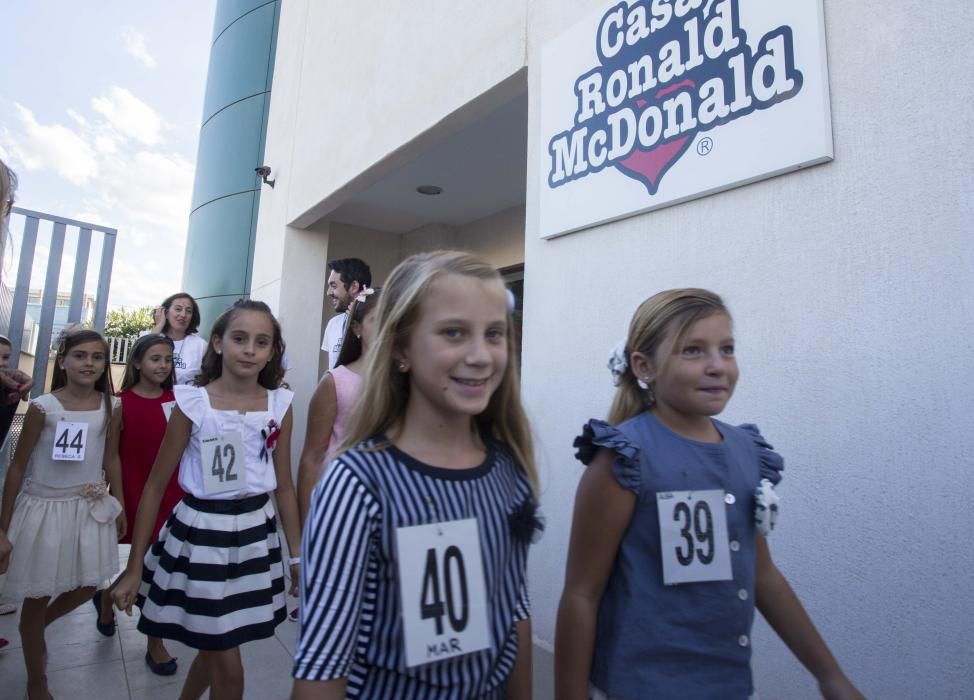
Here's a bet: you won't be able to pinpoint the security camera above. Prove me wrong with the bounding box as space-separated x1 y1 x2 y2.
255 165 275 187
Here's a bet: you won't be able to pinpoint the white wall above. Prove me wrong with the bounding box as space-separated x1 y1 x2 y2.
522 2 974 699
259 1 974 697
284 0 528 226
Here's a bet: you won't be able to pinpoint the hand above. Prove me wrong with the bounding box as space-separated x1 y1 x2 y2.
153 307 165 326
116 512 128 542
819 674 866 700
289 563 299 597
0 529 11 575
113 571 141 615
0 368 32 404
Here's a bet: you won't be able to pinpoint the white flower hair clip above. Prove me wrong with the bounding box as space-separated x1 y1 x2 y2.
607 339 628 387
354 287 375 303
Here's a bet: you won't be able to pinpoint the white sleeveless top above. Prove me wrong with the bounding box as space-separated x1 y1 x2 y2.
25 393 118 489
175 384 293 500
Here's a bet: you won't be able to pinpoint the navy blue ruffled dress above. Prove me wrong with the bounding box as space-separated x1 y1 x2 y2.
573 412 784 700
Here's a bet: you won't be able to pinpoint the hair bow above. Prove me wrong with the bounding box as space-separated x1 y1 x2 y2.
354 287 375 303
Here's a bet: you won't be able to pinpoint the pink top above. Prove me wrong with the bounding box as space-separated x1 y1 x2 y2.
325 365 363 463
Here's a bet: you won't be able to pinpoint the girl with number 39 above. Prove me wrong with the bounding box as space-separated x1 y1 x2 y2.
292 251 541 699
112 299 302 700
0 328 124 700
555 289 864 700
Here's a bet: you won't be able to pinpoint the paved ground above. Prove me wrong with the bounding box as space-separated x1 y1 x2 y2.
0 545 299 700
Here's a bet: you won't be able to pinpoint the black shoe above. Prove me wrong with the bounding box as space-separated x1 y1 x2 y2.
91 590 115 637
145 651 178 676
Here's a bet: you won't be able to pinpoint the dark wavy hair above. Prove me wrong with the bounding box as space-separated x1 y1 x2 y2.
119 334 175 393
160 292 201 336
328 257 372 289
334 289 381 368
52 327 115 427
196 299 286 389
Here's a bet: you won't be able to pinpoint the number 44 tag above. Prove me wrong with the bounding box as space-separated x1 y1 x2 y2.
657 489 733 585
52 420 88 461
395 518 491 668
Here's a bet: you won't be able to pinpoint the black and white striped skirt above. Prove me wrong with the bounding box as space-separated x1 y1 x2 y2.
137 493 286 650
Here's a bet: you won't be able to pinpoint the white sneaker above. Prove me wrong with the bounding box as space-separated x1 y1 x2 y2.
0 603 16 615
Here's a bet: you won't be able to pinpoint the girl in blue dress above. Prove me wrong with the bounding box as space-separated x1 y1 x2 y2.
555 288 864 700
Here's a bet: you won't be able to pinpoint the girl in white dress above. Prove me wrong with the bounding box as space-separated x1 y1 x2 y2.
0 328 124 700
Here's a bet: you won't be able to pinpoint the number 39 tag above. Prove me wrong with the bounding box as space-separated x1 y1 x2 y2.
395 518 491 668
52 420 88 461
200 431 245 495
657 489 733 585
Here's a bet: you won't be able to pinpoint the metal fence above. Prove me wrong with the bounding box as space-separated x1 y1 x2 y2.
6 207 116 397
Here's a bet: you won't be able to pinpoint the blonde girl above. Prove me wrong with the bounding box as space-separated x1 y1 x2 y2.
113 299 302 700
0 328 124 700
292 251 540 700
555 289 863 700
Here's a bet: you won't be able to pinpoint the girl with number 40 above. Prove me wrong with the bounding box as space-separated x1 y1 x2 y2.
292 251 542 699
556 289 865 700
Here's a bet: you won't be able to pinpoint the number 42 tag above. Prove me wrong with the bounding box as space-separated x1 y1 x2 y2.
200 431 245 495
395 518 491 668
657 489 733 585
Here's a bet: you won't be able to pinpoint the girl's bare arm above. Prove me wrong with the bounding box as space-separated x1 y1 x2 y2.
555 448 636 700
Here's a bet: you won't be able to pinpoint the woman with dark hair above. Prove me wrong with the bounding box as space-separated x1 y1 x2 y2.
147 292 207 385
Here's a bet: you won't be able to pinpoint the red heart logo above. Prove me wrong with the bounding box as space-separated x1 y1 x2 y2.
615 80 696 195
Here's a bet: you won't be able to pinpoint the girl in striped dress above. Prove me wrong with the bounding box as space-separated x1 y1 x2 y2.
113 299 302 700
292 251 542 699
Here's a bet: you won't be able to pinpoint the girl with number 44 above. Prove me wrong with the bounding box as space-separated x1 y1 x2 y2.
0 328 125 700
556 289 865 700
292 251 542 699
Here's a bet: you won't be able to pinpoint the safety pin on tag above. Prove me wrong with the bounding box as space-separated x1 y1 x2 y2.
426 498 443 536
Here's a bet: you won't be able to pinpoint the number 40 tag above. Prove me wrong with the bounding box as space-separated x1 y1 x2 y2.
395 518 491 668
657 489 733 585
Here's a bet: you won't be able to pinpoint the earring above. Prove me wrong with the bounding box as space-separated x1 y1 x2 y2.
637 377 649 390
216 349 222 355
398 361 408 372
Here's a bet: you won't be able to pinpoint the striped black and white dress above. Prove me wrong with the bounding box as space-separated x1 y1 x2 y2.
137 385 293 650
293 437 538 698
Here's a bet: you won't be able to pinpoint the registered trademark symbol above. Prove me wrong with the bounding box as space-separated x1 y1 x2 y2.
697 137 713 156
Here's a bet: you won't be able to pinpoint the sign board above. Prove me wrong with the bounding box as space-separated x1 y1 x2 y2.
539 0 833 238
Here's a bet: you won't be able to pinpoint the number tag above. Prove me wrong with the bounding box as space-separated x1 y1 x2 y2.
161 401 175 421
657 489 733 585
395 518 491 668
52 420 88 461
200 431 245 495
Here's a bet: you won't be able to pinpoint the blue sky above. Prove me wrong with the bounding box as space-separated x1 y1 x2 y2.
1 1 216 311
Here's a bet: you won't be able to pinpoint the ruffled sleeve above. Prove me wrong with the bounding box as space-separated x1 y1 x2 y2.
173 384 206 428
271 387 294 424
738 423 784 486
573 419 641 493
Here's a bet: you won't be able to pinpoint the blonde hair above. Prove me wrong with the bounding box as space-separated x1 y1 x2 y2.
609 288 730 425
1 159 17 270
338 250 538 492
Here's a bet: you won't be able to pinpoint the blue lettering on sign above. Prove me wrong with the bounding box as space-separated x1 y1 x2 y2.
548 0 804 194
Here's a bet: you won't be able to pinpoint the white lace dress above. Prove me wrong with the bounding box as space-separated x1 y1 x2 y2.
1 393 121 600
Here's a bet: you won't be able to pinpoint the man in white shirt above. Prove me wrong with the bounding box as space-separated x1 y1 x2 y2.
321 257 372 368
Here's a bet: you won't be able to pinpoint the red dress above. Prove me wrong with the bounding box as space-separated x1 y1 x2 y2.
118 388 184 543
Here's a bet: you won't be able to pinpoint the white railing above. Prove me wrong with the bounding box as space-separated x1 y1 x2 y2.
108 336 136 365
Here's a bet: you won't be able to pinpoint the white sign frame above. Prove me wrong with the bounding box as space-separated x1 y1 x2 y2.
538 0 833 239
